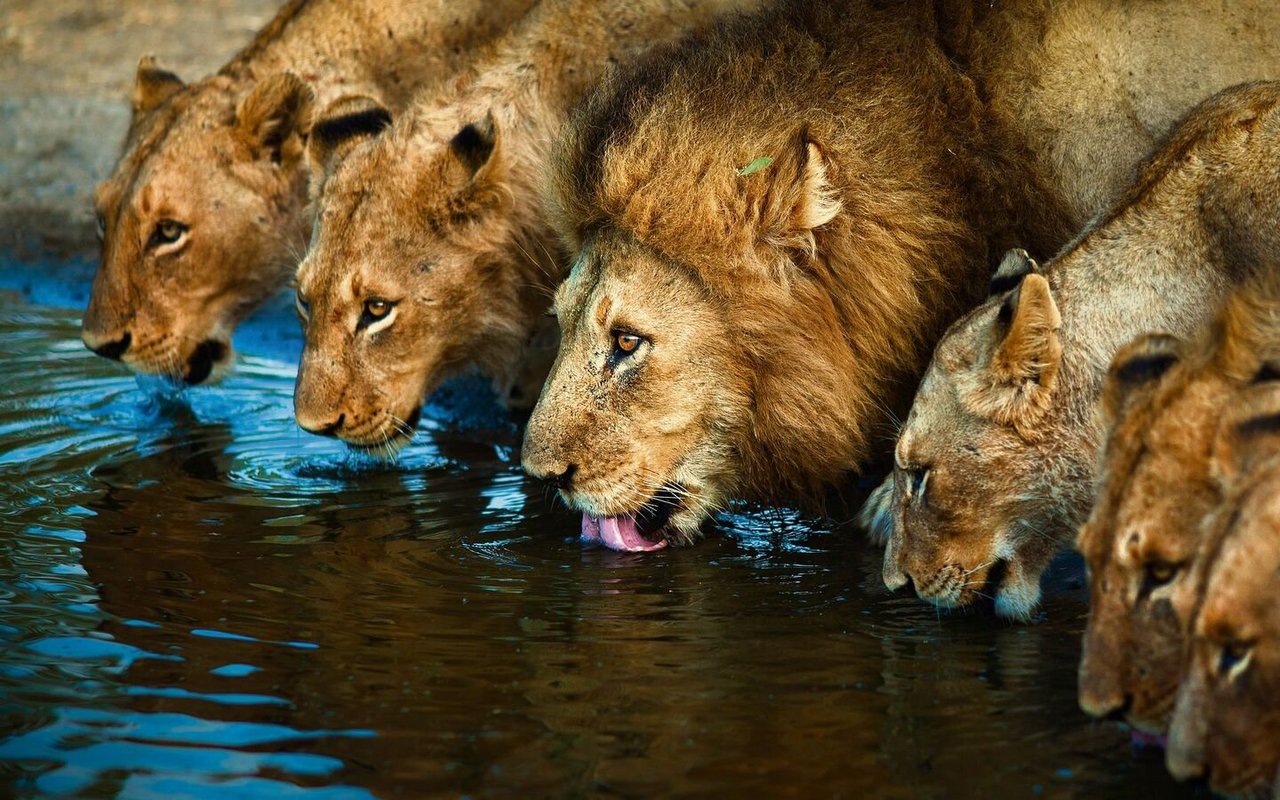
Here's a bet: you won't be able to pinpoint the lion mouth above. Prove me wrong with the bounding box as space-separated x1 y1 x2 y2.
346 406 422 458
183 340 229 385
580 485 681 552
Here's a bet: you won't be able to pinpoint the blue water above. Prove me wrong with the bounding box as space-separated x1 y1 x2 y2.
0 274 1189 798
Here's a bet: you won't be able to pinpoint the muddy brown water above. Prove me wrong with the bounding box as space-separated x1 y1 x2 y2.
0 287 1193 798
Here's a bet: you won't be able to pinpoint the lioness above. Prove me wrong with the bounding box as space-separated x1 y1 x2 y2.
1166 448 1280 798
1077 270 1280 737
521 0 1280 553
81 0 529 384
872 81 1280 617
291 0 760 448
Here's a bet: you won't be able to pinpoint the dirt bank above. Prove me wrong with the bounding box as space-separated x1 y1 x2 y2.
0 1 278 260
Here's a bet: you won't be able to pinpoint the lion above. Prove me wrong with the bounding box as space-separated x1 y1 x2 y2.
1165 446 1280 798
870 81 1280 618
1076 268 1280 739
524 2 1280 553
80 0 529 385
291 0 760 449
522 0 1152 551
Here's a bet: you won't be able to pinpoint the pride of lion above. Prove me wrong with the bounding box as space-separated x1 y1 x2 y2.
79 0 1280 793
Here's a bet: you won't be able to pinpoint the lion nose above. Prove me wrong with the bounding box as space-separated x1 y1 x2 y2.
84 330 132 361
527 461 578 491
299 413 345 438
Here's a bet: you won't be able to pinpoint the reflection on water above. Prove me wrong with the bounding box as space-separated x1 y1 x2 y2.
0 296 1188 798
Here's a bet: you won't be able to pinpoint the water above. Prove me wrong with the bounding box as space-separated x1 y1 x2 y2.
0 289 1191 798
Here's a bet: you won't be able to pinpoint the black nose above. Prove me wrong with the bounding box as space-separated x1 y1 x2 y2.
545 463 578 491
90 332 131 361
300 413 345 438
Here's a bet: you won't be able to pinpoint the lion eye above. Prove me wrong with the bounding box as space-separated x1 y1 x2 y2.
295 291 311 323
1139 559 1180 598
95 214 107 241
359 298 396 330
1218 640 1253 679
149 219 187 248
613 332 643 355
902 466 929 504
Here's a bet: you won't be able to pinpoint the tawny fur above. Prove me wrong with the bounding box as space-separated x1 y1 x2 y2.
873 82 1280 619
1167 449 1280 797
82 0 530 383
526 1 1280 549
1078 267 1280 740
293 0 759 448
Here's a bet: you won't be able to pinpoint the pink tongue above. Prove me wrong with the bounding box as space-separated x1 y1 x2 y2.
580 513 667 552
1130 729 1168 750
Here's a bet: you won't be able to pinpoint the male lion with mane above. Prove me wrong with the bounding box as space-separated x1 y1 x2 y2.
521 1 1088 551
1077 268 1280 743
870 82 1280 617
82 0 529 385
523 0 1280 553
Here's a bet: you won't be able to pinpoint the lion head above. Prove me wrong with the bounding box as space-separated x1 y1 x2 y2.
877 258 1095 620
1166 456 1280 798
82 59 312 385
1078 274 1280 734
521 2 1003 550
293 91 559 451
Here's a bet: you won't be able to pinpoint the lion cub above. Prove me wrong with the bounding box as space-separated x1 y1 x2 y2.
1165 401 1280 798
872 81 1280 618
1077 270 1280 738
292 0 758 451
82 0 528 385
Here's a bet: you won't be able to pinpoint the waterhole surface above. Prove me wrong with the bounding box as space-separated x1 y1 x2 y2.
0 288 1189 798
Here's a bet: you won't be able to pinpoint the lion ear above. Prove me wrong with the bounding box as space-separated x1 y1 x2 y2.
754 126 841 246
237 72 314 163
307 94 393 178
448 110 500 182
989 248 1042 295
1100 332 1182 427
133 55 185 115
971 274 1062 432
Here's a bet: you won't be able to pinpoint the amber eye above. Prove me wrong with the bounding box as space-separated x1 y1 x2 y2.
615 333 642 354
149 219 187 248
358 298 396 330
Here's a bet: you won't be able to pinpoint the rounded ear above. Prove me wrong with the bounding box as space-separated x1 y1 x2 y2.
1100 332 1182 427
237 72 314 163
989 248 1042 295
1211 375 1280 489
133 55 185 115
965 274 1063 436
448 110 499 180
307 94 393 178
750 126 842 249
